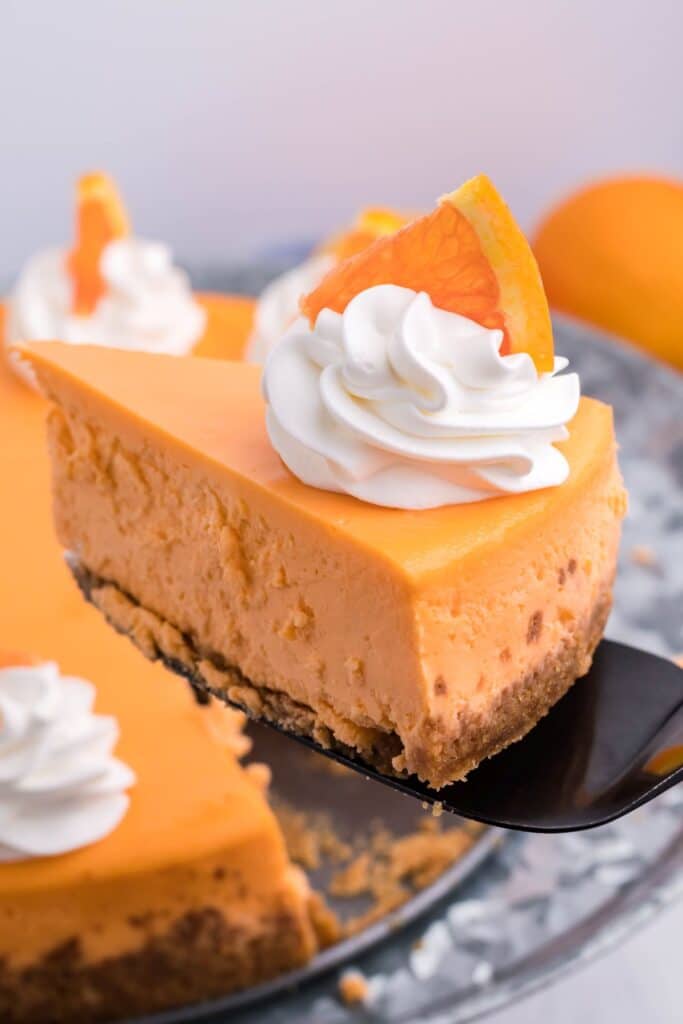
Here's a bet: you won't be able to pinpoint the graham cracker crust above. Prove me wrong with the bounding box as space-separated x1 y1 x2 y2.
68 555 613 789
0 903 315 1024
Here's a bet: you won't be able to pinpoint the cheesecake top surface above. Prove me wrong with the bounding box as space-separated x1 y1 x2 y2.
25 341 615 583
0 313 285 895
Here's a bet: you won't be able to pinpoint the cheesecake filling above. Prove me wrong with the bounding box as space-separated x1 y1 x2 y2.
41 390 625 787
263 285 580 508
0 661 135 860
6 239 206 376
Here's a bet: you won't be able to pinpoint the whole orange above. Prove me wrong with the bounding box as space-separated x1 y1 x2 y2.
532 177 683 370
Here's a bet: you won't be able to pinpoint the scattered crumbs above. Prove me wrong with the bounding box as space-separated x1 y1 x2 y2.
630 544 658 568
386 817 472 888
275 798 477 941
336 816 475 935
421 801 430 811
338 968 370 1006
274 803 351 870
319 823 354 863
308 891 343 948
369 822 394 855
330 852 372 897
345 885 407 936
273 805 323 869
431 801 444 819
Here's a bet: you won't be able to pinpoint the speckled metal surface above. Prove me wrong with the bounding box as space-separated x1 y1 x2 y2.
138 274 682 1024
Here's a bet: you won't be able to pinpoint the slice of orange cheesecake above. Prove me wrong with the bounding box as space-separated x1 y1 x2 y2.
25 337 625 788
0 317 318 1023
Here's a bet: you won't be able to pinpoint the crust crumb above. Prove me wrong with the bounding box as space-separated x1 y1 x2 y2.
338 968 369 1006
330 852 372 897
274 805 352 870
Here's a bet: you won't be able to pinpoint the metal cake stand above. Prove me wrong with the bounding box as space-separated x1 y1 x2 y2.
135 267 683 1024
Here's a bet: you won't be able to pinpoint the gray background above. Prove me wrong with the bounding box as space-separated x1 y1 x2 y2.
2 0 683 281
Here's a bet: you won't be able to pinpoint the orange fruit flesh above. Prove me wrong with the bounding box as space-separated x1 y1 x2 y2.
302 175 554 373
66 172 130 316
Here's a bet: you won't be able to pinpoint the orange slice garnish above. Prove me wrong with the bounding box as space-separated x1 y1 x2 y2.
67 172 130 315
302 175 554 372
320 207 411 263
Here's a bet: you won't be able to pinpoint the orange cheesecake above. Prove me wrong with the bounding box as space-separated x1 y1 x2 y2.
25 344 625 789
0 308 317 1023
4 172 251 379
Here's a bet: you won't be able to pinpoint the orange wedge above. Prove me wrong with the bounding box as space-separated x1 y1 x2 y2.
302 175 554 372
320 207 411 263
67 172 130 315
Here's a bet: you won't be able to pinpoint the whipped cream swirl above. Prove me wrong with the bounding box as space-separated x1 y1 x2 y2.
247 252 334 364
0 661 135 861
264 285 580 509
6 238 206 375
